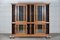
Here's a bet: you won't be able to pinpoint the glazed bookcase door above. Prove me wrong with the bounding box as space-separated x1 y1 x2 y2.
15 4 27 34
15 5 26 22
26 5 35 34
35 4 46 34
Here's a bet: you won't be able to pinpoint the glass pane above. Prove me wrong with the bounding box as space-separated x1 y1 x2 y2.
27 24 30 34
12 24 15 34
19 6 23 21
19 25 23 33
38 6 42 21
38 25 42 33
27 5 30 22
46 24 49 34
16 25 19 33
46 5 49 22
31 5 34 22
31 24 34 34
12 5 15 22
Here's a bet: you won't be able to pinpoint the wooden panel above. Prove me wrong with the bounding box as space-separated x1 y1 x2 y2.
12 4 15 22
12 24 15 34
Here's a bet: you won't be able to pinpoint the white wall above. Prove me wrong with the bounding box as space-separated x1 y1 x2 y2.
0 3 12 33
0 0 60 33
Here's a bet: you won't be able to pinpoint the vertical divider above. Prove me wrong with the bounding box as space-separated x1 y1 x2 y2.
42 5 44 33
17 6 19 21
45 5 46 34
36 5 37 22
30 5 31 34
30 5 31 22
23 5 26 21
12 4 15 34
26 5 27 34
35 5 37 34
46 4 49 34
34 5 35 34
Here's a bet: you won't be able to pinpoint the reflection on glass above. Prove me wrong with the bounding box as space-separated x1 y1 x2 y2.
19 25 23 33
38 6 42 21
16 6 18 21
19 6 23 21
38 25 42 33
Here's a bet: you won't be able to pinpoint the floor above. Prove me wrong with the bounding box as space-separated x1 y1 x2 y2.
0 33 60 40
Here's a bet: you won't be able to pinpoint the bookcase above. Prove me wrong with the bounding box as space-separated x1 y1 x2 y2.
12 3 49 37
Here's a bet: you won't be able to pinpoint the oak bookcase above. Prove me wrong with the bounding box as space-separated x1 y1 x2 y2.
12 3 49 37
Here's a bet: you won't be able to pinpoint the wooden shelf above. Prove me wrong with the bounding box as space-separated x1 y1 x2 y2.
14 33 49 37
12 22 16 24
